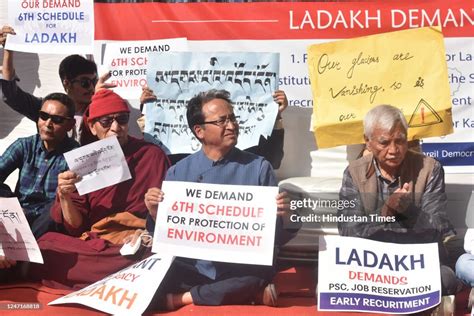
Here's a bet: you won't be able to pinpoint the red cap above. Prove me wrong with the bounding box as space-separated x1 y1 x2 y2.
88 89 130 121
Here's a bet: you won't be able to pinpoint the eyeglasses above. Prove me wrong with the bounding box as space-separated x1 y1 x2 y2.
201 114 239 127
70 77 98 89
94 113 130 128
39 111 73 124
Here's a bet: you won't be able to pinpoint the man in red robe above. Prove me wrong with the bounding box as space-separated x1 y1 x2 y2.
28 89 169 289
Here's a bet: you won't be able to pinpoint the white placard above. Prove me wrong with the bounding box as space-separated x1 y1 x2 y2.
318 235 441 314
6 0 94 54
152 181 278 266
95 39 188 99
63 136 131 195
0 197 43 264
49 254 174 315
144 52 279 155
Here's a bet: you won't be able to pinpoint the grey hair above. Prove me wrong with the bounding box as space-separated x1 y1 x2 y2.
364 104 408 139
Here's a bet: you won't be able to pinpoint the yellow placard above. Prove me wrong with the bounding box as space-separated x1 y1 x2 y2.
307 26 453 149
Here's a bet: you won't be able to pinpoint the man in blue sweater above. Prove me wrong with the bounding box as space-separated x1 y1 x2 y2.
145 89 288 310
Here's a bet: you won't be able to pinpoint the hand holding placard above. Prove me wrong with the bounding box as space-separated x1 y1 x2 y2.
144 187 164 221
63 136 131 195
152 181 278 266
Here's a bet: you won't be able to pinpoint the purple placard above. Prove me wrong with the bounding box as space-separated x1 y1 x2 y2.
319 291 440 314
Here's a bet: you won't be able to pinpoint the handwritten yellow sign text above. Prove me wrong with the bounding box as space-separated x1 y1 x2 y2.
308 26 453 148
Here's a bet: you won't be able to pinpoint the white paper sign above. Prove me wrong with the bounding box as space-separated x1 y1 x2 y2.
95 39 188 99
6 0 94 54
63 136 131 195
49 254 174 315
318 235 441 314
144 52 279 154
0 197 43 264
152 181 278 266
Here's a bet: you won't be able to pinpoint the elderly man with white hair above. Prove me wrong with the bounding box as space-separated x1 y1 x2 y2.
338 104 459 297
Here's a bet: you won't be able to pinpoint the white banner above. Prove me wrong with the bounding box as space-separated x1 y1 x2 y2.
318 235 441 314
95 38 188 99
49 254 174 315
6 0 94 54
63 136 131 195
152 181 278 266
0 197 43 264
144 51 279 154
422 37 474 174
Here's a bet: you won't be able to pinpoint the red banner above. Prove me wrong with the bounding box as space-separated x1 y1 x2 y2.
94 1 473 41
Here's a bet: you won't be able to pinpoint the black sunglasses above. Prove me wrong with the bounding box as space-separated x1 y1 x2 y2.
39 111 73 124
70 77 98 89
95 113 130 128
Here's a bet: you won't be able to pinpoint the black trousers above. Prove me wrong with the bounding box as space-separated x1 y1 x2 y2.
154 257 275 306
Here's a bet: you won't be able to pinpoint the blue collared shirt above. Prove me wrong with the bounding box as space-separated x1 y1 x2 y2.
166 147 277 187
0 134 79 217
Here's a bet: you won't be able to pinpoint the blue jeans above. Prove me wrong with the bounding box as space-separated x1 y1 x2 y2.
455 253 474 287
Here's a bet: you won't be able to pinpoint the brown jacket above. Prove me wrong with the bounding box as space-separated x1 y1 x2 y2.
348 150 436 215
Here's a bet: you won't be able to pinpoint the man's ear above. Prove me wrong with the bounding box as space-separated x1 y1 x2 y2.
62 79 71 93
88 120 98 136
364 135 372 152
193 125 204 141
66 118 76 132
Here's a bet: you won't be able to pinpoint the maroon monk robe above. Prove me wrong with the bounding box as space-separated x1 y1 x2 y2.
28 137 169 290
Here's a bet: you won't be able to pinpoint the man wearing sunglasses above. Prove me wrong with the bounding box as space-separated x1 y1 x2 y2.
1 25 114 143
0 93 78 238
26 89 169 289
145 89 289 310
